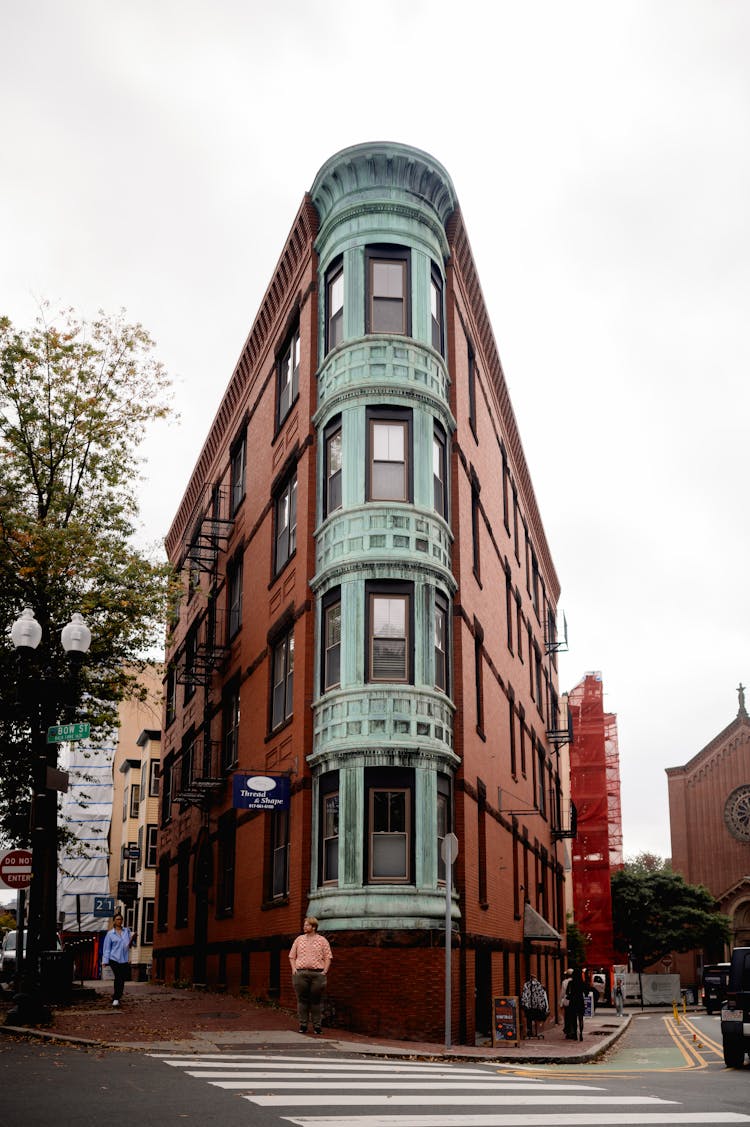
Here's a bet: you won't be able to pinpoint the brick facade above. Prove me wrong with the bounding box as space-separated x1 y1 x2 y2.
667 691 750 981
153 144 568 1042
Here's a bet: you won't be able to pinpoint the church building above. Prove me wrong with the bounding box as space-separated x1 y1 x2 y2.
667 686 750 979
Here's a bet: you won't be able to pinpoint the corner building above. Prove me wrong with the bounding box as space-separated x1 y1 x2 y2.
155 143 567 1042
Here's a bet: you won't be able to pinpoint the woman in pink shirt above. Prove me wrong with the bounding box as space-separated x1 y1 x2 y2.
289 916 332 1034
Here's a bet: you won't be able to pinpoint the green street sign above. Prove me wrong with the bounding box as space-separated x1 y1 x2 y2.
47 722 90 743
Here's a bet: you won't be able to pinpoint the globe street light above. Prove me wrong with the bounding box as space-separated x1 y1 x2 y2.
9 606 92 1024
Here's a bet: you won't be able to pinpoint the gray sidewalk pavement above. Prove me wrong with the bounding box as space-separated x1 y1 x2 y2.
1 978 633 1063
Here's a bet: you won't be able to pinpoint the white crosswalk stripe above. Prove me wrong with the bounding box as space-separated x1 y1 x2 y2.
149 1051 750 1127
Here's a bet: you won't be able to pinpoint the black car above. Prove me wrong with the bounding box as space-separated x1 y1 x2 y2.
720 947 750 1068
702 962 730 1014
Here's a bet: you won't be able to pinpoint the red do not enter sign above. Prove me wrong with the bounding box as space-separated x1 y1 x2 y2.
0 849 32 890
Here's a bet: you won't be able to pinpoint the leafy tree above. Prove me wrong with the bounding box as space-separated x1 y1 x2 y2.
623 851 671 875
0 911 17 936
565 913 588 968
611 866 730 970
0 306 177 848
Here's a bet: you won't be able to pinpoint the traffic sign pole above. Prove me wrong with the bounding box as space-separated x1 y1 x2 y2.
0 848 33 890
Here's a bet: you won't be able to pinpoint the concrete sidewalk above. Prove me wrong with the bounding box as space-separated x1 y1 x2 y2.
1 978 631 1062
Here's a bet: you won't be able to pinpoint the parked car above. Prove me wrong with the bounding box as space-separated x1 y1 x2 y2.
0 930 25 982
720 947 750 1068
702 962 730 1014
0 931 62 983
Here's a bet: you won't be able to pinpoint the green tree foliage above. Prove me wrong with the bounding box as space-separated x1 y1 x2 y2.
0 306 178 846
565 913 588 968
611 865 730 969
623 851 671 875
0 911 17 935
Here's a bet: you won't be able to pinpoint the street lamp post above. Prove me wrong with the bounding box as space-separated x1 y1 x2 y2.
9 607 91 1024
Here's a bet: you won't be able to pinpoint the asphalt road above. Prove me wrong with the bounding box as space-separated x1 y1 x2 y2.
1 1011 748 1127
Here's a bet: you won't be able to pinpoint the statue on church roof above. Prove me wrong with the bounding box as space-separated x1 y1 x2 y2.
738 682 746 716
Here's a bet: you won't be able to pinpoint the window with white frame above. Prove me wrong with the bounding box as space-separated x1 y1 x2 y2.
227 554 243 639
322 595 341 692
433 424 447 517
369 787 410 882
274 472 297 574
367 247 409 334
434 592 448 693
146 824 158 868
322 791 339 884
142 898 155 945
324 418 342 515
277 327 300 426
368 588 410 683
230 431 246 515
326 260 344 352
271 626 294 730
368 414 409 501
221 681 241 771
165 665 177 728
430 265 444 353
270 809 289 899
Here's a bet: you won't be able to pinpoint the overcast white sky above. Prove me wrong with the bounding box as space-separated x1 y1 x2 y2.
2 0 749 866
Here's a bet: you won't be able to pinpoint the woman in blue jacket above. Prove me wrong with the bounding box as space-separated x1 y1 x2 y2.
102 912 135 1007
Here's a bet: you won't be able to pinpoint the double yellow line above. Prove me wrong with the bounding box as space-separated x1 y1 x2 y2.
665 1013 724 1069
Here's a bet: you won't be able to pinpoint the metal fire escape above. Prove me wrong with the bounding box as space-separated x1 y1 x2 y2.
173 484 234 809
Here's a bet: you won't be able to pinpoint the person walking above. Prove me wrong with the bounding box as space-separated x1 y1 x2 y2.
101 912 135 1007
566 966 586 1041
289 916 332 1034
560 968 575 1039
614 976 625 1017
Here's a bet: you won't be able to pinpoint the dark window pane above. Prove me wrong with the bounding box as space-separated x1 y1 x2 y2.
370 421 406 501
371 260 405 334
371 595 407 681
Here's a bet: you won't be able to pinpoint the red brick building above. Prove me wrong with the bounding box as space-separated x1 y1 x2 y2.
154 143 569 1042
667 687 750 981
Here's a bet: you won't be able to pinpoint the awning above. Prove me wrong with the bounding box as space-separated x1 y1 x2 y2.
524 902 562 943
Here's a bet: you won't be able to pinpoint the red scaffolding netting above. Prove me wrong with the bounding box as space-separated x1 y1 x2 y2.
567 672 623 968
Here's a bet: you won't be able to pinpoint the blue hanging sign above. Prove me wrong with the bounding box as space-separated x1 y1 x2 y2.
233 773 291 811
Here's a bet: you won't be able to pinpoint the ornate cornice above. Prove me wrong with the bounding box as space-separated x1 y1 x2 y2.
310 548 456 594
311 142 457 236
315 200 450 261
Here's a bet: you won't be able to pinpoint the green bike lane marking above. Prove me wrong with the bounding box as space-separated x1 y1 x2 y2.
504 1016 723 1076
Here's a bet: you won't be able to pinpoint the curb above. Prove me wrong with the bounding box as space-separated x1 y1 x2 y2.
0 1014 631 1062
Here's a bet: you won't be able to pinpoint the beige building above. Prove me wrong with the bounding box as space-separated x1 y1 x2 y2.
107 666 162 978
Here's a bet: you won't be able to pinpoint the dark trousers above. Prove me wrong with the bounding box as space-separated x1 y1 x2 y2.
293 970 326 1026
109 960 129 1001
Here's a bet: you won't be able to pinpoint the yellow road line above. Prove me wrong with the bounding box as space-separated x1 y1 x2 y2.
677 1014 724 1057
664 1015 708 1069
